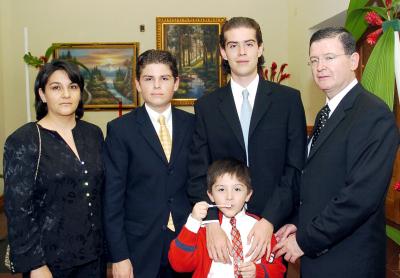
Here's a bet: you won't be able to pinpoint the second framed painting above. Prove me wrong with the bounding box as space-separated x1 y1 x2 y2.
156 17 226 105
53 42 139 110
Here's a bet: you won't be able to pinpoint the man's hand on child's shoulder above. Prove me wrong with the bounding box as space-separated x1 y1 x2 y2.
192 201 209 221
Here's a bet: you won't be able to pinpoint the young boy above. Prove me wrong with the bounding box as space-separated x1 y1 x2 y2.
169 159 286 278
103 49 194 277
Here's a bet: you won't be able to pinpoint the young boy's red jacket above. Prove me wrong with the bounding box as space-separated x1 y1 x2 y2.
168 212 286 278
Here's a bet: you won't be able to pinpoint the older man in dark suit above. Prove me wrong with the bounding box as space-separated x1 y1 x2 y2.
274 27 399 278
187 17 307 263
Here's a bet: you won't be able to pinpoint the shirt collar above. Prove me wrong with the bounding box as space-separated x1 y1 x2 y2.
145 104 172 123
221 208 246 224
326 79 357 115
230 74 259 97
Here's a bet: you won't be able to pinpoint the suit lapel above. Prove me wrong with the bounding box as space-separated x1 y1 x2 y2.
307 84 362 161
218 84 246 151
249 80 273 138
169 108 188 166
136 105 168 164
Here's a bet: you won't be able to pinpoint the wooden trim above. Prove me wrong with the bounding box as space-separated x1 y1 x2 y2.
0 174 3 212
306 126 313 136
0 195 3 212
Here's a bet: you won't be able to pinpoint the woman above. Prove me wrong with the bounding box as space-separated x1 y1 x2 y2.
4 60 105 277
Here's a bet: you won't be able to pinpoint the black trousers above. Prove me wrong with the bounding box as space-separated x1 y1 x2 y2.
23 257 106 278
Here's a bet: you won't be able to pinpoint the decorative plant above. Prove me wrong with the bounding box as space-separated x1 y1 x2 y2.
346 0 400 246
263 62 291 84
345 0 400 110
387 180 400 249
23 43 89 72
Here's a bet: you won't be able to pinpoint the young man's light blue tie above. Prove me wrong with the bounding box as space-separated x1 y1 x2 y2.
240 89 252 165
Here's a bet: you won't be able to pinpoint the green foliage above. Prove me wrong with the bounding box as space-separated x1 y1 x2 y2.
346 7 388 41
361 27 395 110
23 52 44 68
387 225 400 246
45 44 61 60
23 44 89 73
345 0 369 41
345 9 369 41
345 0 398 110
347 0 369 11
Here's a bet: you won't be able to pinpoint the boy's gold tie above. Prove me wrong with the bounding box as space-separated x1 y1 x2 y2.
158 115 175 232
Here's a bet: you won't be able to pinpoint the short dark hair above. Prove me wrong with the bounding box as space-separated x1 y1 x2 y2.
219 17 265 75
207 159 252 192
309 27 356 55
34 59 84 120
136 49 178 80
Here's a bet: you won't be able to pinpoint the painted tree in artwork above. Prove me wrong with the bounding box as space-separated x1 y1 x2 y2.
202 25 218 68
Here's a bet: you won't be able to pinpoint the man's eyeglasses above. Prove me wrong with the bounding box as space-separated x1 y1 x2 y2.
308 53 349 67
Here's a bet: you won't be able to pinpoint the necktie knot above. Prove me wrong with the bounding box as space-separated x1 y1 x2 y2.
242 89 249 99
311 104 330 150
230 217 237 227
158 115 166 126
321 104 330 117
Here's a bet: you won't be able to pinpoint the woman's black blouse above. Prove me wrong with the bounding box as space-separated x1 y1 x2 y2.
3 121 104 273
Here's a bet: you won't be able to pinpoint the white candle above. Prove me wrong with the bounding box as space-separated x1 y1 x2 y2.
24 27 31 122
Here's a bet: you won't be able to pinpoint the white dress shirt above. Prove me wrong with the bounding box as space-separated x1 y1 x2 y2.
145 104 173 139
230 75 259 116
307 79 358 155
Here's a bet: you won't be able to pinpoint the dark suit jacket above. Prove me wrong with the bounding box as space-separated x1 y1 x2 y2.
103 106 194 277
188 79 307 228
296 84 399 278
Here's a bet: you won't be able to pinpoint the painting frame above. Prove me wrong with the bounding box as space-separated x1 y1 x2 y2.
156 17 226 106
53 42 139 110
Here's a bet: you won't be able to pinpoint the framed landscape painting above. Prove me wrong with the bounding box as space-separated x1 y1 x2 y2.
53 43 139 109
156 17 226 105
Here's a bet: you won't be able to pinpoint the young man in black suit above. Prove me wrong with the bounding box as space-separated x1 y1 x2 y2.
187 17 307 263
103 50 194 278
274 27 399 277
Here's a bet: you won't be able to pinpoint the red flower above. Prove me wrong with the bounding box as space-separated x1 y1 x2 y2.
264 62 290 83
394 181 400 192
39 56 48 63
278 73 291 83
366 28 383 45
365 11 383 26
386 0 392 10
279 63 288 73
270 68 277 82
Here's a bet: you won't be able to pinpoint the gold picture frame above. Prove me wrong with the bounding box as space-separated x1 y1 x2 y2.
156 17 226 106
53 42 139 110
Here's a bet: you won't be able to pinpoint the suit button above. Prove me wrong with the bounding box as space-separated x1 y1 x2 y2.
299 200 303 206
